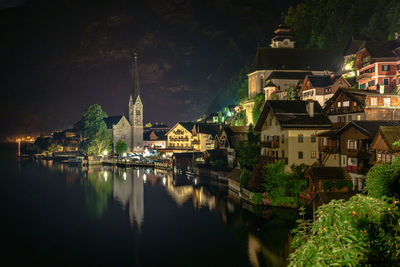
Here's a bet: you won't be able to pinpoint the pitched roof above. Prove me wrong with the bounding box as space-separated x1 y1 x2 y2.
143 129 168 141
252 47 341 72
379 126 400 151
255 100 331 131
306 167 350 181
359 40 400 58
336 120 400 138
179 122 196 132
307 75 340 87
103 115 124 129
267 71 313 80
198 123 221 137
343 39 364 56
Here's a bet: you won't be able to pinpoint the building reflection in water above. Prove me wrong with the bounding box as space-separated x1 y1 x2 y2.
113 168 144 230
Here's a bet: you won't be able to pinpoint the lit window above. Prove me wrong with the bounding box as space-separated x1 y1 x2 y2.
370 97 377 106
384 98 391 107
353 102 357 107
357 115 361 120
343 101 349 107
322 137 328 146
311 151 316 159
337 102 342 107
377 153 382 163
347 139 358 150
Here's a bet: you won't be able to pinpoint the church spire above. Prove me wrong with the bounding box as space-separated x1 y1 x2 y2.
132 52 140 101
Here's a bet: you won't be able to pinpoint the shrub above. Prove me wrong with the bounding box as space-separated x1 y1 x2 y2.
364 156 400 199
289 195 400 266
240 169 251 189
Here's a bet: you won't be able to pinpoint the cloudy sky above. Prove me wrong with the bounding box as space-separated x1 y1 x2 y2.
0 0 298 138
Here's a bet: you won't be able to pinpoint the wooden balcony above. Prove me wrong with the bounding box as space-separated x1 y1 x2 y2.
169 137 189 142
261 156 288 165
346 148 370 159
319 145 338 153
261 140 280 148
356 72 371 81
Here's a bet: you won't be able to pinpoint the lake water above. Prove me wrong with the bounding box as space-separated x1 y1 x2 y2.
1 144 297 266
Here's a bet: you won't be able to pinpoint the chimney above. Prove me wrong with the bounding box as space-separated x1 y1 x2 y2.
306 99 314 117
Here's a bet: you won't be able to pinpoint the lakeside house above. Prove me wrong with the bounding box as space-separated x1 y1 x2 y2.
216 126 249 168
370 126 400 165
353 40 400 92
254 100 335 169
300 74 351 107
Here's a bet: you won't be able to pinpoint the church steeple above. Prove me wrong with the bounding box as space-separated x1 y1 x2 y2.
132 52 140 101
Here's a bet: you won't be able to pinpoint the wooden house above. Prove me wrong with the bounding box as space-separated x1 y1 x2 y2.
324 88 400 127
370 126 400 165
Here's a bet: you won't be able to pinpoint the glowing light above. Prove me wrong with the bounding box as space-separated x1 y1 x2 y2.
194 178 197 185
123 172 127 180
104 171 108 181
103 150 108 156
143 174 147 183
162 177 166 186
123 153 127 157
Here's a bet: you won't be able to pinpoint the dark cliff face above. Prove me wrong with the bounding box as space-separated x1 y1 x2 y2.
0 0 297 138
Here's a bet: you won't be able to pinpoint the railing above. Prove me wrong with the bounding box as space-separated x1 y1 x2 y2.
356 73 371 81
345 165 369 175
191 140 200 144
261 140 280 148
169 137 189 142
167 146 193 150
261 156 288 165
346 148 370 158
319 145 338 153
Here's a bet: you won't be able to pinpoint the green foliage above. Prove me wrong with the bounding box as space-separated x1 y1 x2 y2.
86 124 112 156
47 143 62 153
235 124 260 171
364 156 400 199
289 195 400 266
250 192 263 205
286 86 296 100
322 180 353 191
115 139 128 155
285 0 400 51
207 65 250 113
231 110 246 126
240 169 251 189
261 161 307 206
270 93 279 100
83 104 108 139
251 93 265 126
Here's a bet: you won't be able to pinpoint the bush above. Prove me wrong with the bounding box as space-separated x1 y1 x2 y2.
289 195 400 266
364 156 400 199
115 139 128 155
240 169 251 189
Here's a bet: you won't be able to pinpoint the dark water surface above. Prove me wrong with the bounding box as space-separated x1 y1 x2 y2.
0 144 297 266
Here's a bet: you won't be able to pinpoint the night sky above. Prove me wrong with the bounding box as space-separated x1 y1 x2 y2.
0 0 298 139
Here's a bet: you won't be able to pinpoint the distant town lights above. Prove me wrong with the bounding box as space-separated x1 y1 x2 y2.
162 177 166 186
104 171 108 181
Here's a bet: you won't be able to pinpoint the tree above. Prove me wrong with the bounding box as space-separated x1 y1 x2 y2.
115 139 128 155
81 104 111 155
47 143 61 153
83 104 108 139
364 156 400 199
235 124 260 171
252 93 265 126
231 110 246 126
286 86 296 100
86 124 112 156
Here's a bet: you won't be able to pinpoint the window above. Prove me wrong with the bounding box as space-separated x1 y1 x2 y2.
136 110 141 115
371 66 375 73
311 151 316 159
353 102 357 107
348 139 358 150
384 78 389 85
347 157 358 166
362 56 370 64
377 153 382 163
281 134 285 143
311 135 316 143
368 80 375 87
298 134 303 143
322 137 328 146
343 101 349 107
357 115 361 120
386 153 391 163
397 65 400 71
337 102 342 107
348 115 352 121
360 83 366 89
370 97 377 106
298 151 303 159
384 98 391 107
382 65 390 71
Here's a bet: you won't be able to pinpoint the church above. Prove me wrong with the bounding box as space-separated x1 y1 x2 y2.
105 53 144 153
243 24 342 125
